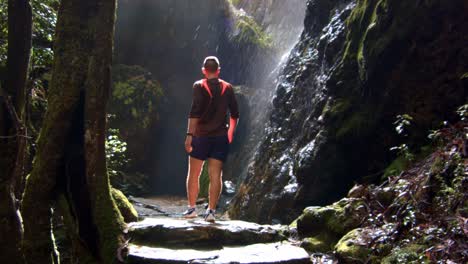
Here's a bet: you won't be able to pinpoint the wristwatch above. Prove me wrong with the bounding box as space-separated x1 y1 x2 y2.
186 132 193 136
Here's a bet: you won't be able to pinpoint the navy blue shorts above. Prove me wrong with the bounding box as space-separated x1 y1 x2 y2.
189 135 229 162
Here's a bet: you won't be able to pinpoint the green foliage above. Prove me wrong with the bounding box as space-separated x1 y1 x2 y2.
0 1 6 65
105 126 149 195
0 0 58 68
105 127 128 178
0 0 57 141
107 64 163 195
199 162 209 198
30 0 58 68
393 114 413 136
110 64 163 130
387 114 415 176
455 104 468 120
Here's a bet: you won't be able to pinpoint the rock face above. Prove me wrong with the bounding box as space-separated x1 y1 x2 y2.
126 218 310 264
228 0 468 224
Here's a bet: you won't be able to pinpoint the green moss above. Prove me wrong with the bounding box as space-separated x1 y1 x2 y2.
296 198 366 238
289 219 298 228
335 228 372 263
381 244 429 264
341 0 417 81
199 162 209 198
229 0 241 7
335 111 373 139
231 13 272 49
383 156 408 178
301 232 336 252
111 187 138 222
342 0 382 67
325 98 352 117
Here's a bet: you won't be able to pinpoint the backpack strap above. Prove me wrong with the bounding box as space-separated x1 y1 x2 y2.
219 79 229 96
201 79 213 98
199 78 230 98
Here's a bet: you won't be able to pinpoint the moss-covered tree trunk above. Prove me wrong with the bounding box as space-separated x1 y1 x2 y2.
21 0 124 263
0 0 32 262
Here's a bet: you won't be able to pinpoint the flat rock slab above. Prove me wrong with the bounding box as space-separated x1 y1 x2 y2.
128 218 288 247
127 242 311 264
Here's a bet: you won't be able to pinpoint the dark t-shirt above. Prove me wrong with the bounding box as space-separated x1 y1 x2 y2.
189 78 239 137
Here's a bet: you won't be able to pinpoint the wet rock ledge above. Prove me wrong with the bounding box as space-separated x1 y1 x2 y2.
126 218 310 264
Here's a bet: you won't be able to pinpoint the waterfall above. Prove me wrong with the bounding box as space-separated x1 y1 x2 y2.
223 0 308 188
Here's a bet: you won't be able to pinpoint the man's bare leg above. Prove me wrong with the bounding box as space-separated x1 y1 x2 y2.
186 156 204 207
207 158 223 210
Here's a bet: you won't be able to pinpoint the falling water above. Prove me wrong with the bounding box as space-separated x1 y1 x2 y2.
223 0 308 187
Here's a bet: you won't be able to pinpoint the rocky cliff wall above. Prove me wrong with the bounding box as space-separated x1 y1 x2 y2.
229 0 468 224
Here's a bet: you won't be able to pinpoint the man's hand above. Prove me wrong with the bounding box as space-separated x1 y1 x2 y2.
227 130 234 144
185 135 193 153
227 117 238 144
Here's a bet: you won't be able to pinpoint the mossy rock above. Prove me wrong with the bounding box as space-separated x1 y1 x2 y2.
383 156 410 178
347 185 368 198
111 188 138 223
381 244 429 264
334 228 372 264
228 5 272 50
289 218 298 228
296 198 367 237
300 232 336 253
374 186 395 206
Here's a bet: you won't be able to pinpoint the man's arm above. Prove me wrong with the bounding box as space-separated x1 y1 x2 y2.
185 118 198 153
227 86 240 143
186 82 204 153
228 117 238 144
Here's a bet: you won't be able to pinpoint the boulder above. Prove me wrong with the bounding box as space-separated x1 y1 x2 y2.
296 198 367 237
334 228 372 264
127 218 288 247
381 244 427 264
127 241 311 264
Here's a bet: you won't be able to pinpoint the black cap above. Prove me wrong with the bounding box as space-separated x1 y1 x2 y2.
203 56 220 72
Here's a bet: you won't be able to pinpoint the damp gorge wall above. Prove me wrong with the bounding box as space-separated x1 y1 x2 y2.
228 0 468 224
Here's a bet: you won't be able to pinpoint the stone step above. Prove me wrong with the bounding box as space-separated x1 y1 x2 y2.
127 242 311 264
127 218 288 247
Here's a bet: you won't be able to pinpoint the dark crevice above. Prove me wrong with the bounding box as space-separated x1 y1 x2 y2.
58 90 100 259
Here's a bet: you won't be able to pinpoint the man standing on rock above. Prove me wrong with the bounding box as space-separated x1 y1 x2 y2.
183 56 239 222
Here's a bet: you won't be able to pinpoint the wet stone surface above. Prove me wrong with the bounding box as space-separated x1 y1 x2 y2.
127 218 288 248
126 197 336 263
127 241 311 264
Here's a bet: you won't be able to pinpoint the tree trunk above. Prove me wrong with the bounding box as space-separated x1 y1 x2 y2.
21 0 124 263
0 0 32 262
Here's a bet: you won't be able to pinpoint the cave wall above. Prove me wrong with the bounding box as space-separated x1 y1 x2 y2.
229 0 468 224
